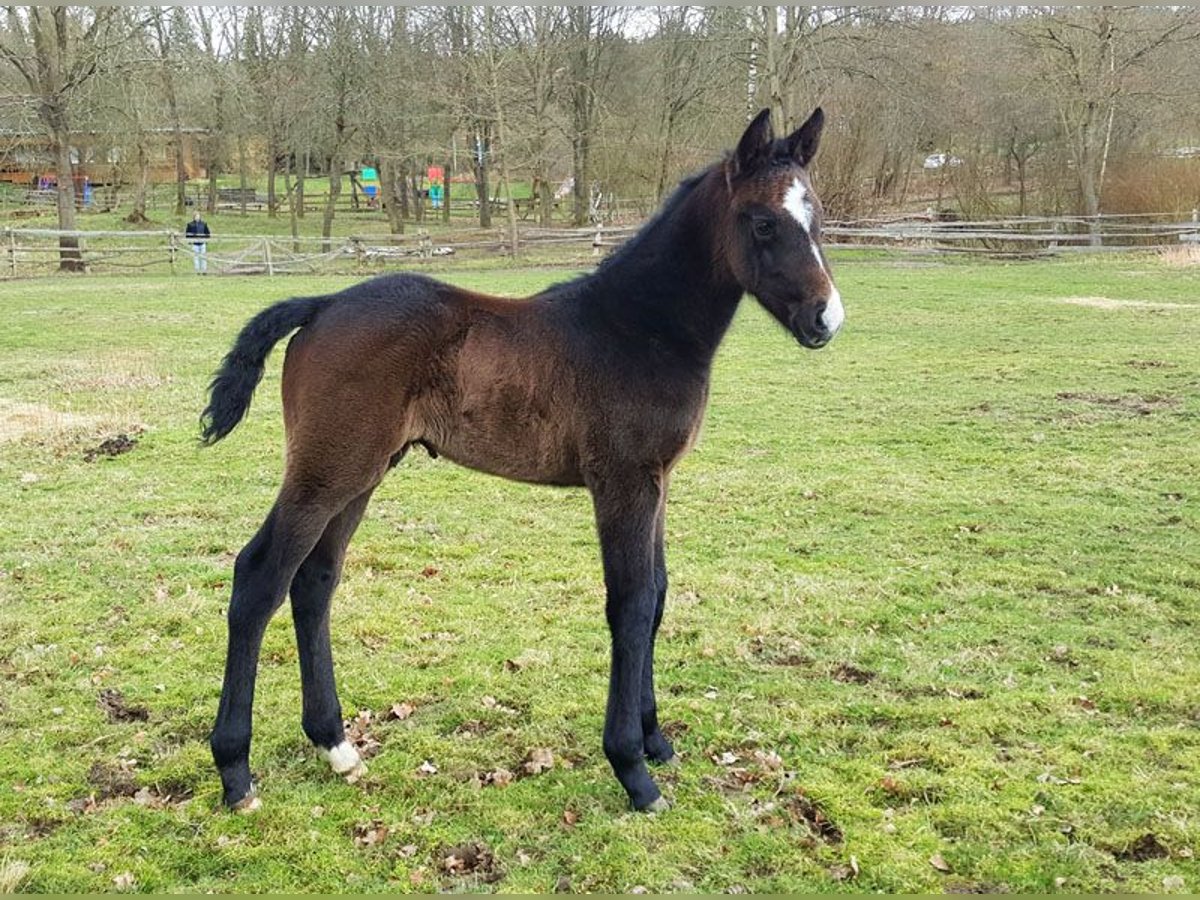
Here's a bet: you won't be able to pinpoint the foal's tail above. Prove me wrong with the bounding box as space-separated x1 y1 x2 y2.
200 295 330 445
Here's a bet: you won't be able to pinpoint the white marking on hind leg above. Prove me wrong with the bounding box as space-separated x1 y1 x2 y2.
318 740 366 781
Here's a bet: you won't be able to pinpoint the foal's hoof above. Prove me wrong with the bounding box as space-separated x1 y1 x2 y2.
319 741 367 783
230 788 261 814
641 796 671 814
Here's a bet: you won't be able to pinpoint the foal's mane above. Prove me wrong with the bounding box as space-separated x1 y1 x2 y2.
539 170 715 303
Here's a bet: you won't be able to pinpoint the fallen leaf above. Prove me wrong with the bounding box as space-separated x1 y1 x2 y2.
416 759 438 776
752 749 784 770
561 808 579 828
112 872 136 891
479 767 513 787
386 702 415 721
504 648 550 672
930 853 952 873
353 820 389 848
879 775 903 795
420 565 439 578
713 751 740 766
523 747 554 775
439 842 499 881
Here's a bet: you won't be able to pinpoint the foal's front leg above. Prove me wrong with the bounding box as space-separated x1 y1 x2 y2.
641 496 678 765
592 475 669 812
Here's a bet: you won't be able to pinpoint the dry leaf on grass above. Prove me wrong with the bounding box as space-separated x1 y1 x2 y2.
386 701 415 721
352 821 389 848
522 747 554 775
112 872 136 891
440 842 501 883
929 852 952 873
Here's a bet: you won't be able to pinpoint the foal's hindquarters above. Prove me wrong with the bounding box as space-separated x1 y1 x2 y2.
209 289 684 812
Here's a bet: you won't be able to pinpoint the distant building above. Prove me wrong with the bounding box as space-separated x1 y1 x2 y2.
0 127 209 187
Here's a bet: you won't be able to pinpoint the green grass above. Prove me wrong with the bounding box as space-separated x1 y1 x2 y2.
0 255 1198 893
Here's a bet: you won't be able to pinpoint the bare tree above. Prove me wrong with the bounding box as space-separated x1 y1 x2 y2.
0 6 120 269
1015 5 1200 239
563 6 627 226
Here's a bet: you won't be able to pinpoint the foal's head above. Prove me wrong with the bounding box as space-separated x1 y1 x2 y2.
720 108 843 350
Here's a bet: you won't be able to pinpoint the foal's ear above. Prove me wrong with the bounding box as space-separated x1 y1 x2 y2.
785 107 825 167
732 108 775 178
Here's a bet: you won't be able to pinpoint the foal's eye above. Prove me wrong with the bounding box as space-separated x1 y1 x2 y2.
752 218 775 239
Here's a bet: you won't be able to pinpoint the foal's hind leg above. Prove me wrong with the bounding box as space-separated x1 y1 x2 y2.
641 494 678 766
290 488 375 782
210 494 336 810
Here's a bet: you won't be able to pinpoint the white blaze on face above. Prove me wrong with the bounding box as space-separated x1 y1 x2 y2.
783 176 844 337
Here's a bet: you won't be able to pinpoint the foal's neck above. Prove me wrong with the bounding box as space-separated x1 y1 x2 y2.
583 170 743 366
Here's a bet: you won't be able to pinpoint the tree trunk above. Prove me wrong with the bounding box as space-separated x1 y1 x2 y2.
168 109 186 215
238 134 248 216
410 173 425 224
266 131 278 218
297 150 308 220
284 156 299 254
321 155 341 252
442 161 452 224
52 129 83 271
126 137 150 224
473 128 491 228
381 158 404 234
655 108 679 204
764 6 785 126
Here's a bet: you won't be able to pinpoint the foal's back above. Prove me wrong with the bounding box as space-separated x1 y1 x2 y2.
279 273 707 490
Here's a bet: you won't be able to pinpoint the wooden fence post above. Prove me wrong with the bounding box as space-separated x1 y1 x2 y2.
168 231 177 275
264 237 274 276
7 228 15 277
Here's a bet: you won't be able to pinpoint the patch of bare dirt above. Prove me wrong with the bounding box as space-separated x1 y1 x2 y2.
1055 392 1178 417
832 662 876 684
97 688 150 723
747 635 812 668
439 842 502 884
0 399 101 443
1109 832 1170 862
1059 296 1196 310
83 432 139 462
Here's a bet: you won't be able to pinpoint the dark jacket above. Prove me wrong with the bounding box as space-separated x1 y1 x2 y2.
185 219 211 242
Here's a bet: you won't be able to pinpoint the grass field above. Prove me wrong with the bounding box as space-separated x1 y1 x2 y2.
0 255 1197 893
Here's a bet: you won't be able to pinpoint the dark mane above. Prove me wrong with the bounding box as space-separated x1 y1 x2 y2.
537 169 713 302
594 171 709 274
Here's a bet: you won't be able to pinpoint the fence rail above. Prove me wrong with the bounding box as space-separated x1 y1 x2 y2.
2 213 1197 277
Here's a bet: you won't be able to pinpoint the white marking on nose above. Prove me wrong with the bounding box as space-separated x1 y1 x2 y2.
785 176 844 336
821 284 845 336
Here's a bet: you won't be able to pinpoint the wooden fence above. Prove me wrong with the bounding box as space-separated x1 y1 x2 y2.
2 212 1197 277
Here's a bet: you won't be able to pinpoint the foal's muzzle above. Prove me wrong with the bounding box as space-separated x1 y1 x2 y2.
789 289 844 350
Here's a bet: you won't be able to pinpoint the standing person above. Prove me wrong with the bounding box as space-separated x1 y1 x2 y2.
185 211 212 274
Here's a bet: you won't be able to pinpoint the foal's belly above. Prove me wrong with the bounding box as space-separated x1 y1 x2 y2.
433 406 585 487
412 348 586 487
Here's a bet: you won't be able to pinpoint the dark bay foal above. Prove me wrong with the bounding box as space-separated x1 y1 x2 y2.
201 108 844 813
